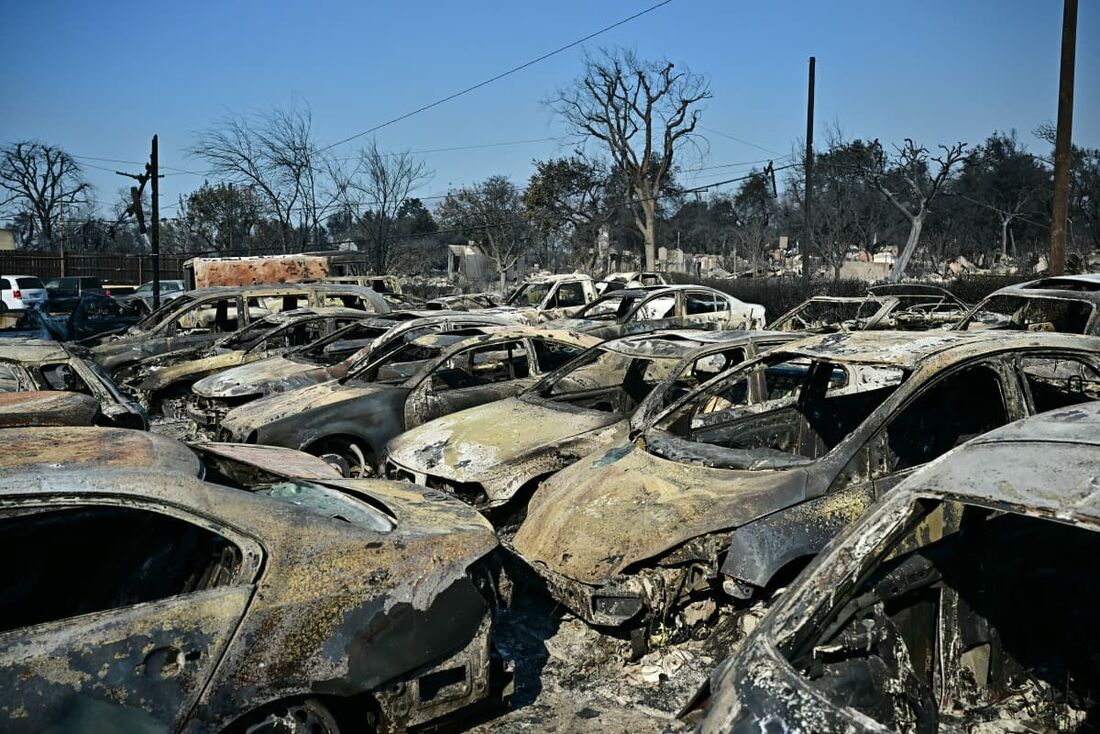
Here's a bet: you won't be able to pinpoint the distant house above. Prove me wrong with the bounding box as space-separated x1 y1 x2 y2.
0 228 17 251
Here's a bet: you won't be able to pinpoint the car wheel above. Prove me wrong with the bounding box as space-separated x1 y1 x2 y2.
313 438 371 478
239 698 341 734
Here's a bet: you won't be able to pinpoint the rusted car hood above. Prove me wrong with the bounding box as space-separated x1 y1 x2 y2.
387 397 626 500
0 426 202 477
193 354 321 398
513 442 807 585
0 391 101 428
221 379 389 434
190 442 343 481
140 350 251 391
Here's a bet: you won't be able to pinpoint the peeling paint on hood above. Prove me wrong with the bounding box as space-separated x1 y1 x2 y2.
220 379 393 437
387 397 626 500
513 442 808 585
192 354 321 398
140 350 251 391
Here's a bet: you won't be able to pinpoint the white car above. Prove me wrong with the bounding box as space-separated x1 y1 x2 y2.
0 276 48 310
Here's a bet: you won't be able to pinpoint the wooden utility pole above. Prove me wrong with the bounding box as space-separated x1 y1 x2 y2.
1050 0 1077 276
150 135 161 309
803 56 816 284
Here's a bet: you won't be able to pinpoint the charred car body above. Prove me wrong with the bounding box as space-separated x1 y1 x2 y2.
0 426 509 732
482 274 597 324
543 284 765 339
87 283 391 378
695 402 1100 734
186 312 515 436
955 273 1100 335
511 331 1100 642
385 330 792 516
425 293 501 311
768 285 968 333
0 339 146 428
0 391 103 428
119 307 373 415
219 327 599 476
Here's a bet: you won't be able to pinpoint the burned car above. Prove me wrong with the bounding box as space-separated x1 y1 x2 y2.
426 292 501 310
482 273 597 324
385 330 792 517
0 425 343 484
0 338 146 428
186 311 515 436
955 273 1100 334
511 331 1100 643
543 284 765 339
88 283 391 377
219 327 599 476
768 285 967 333
0 450 508 732
695 402 1100 734
0 391 102 428
120 307 372 415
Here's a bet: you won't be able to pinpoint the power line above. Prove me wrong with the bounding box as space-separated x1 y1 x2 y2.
700 125 783 157
317 0 675 152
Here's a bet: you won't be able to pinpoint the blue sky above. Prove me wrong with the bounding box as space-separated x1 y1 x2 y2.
2 0 1096 217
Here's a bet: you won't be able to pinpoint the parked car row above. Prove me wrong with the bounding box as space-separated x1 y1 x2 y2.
1 270 1097 731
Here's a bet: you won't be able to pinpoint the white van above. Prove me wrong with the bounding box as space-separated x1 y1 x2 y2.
0 275 48 310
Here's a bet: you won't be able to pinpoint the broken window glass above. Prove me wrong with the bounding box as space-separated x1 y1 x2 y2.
879 365 1007 473
653 356 904 468
533 339 585 373
0 505 242 634
0 364 21 393
961 294 1094 334
634 295 676 321
431 341 529 391
1019 355 1100 413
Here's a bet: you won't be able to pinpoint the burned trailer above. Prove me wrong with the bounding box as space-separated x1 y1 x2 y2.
694 403 1100 734
87 283 390 379
955 273 1100 335
510 331 1100 646
541 284 766 340
0 338 146 428
0 456 509 733
118 307 372 417
384 330 792 518
218 327 599 477
185 311 516 438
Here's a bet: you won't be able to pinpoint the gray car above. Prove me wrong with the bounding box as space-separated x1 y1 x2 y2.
695 402 1100 733
88 283 391 377
219 327 599 477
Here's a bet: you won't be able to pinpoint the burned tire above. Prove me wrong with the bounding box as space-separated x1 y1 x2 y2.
234 698 341 734
309 437 373 478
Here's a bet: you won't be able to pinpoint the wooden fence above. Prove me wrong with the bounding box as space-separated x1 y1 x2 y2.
0 252 189 284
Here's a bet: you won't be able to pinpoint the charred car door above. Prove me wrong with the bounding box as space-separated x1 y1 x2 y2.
161 295 248 356
404 338 536 427
622 293 680 336
0 499 260 733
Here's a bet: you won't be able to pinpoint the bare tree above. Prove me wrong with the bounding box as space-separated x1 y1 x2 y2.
436 176 529 290
861 139 968 281
551 49 710 270
0 141 90 249
332 141 431 272
191 104 335 252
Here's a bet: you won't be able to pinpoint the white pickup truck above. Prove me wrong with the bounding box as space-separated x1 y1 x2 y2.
483 273 599 325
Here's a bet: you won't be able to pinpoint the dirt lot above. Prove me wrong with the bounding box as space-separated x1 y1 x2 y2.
454 590 743 734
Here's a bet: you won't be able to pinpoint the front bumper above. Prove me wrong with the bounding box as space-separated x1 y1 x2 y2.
506 542 645 627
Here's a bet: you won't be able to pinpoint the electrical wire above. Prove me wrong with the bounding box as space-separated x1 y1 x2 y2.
317 0 675 152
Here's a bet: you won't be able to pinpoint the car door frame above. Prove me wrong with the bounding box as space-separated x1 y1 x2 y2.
0 492 263 732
